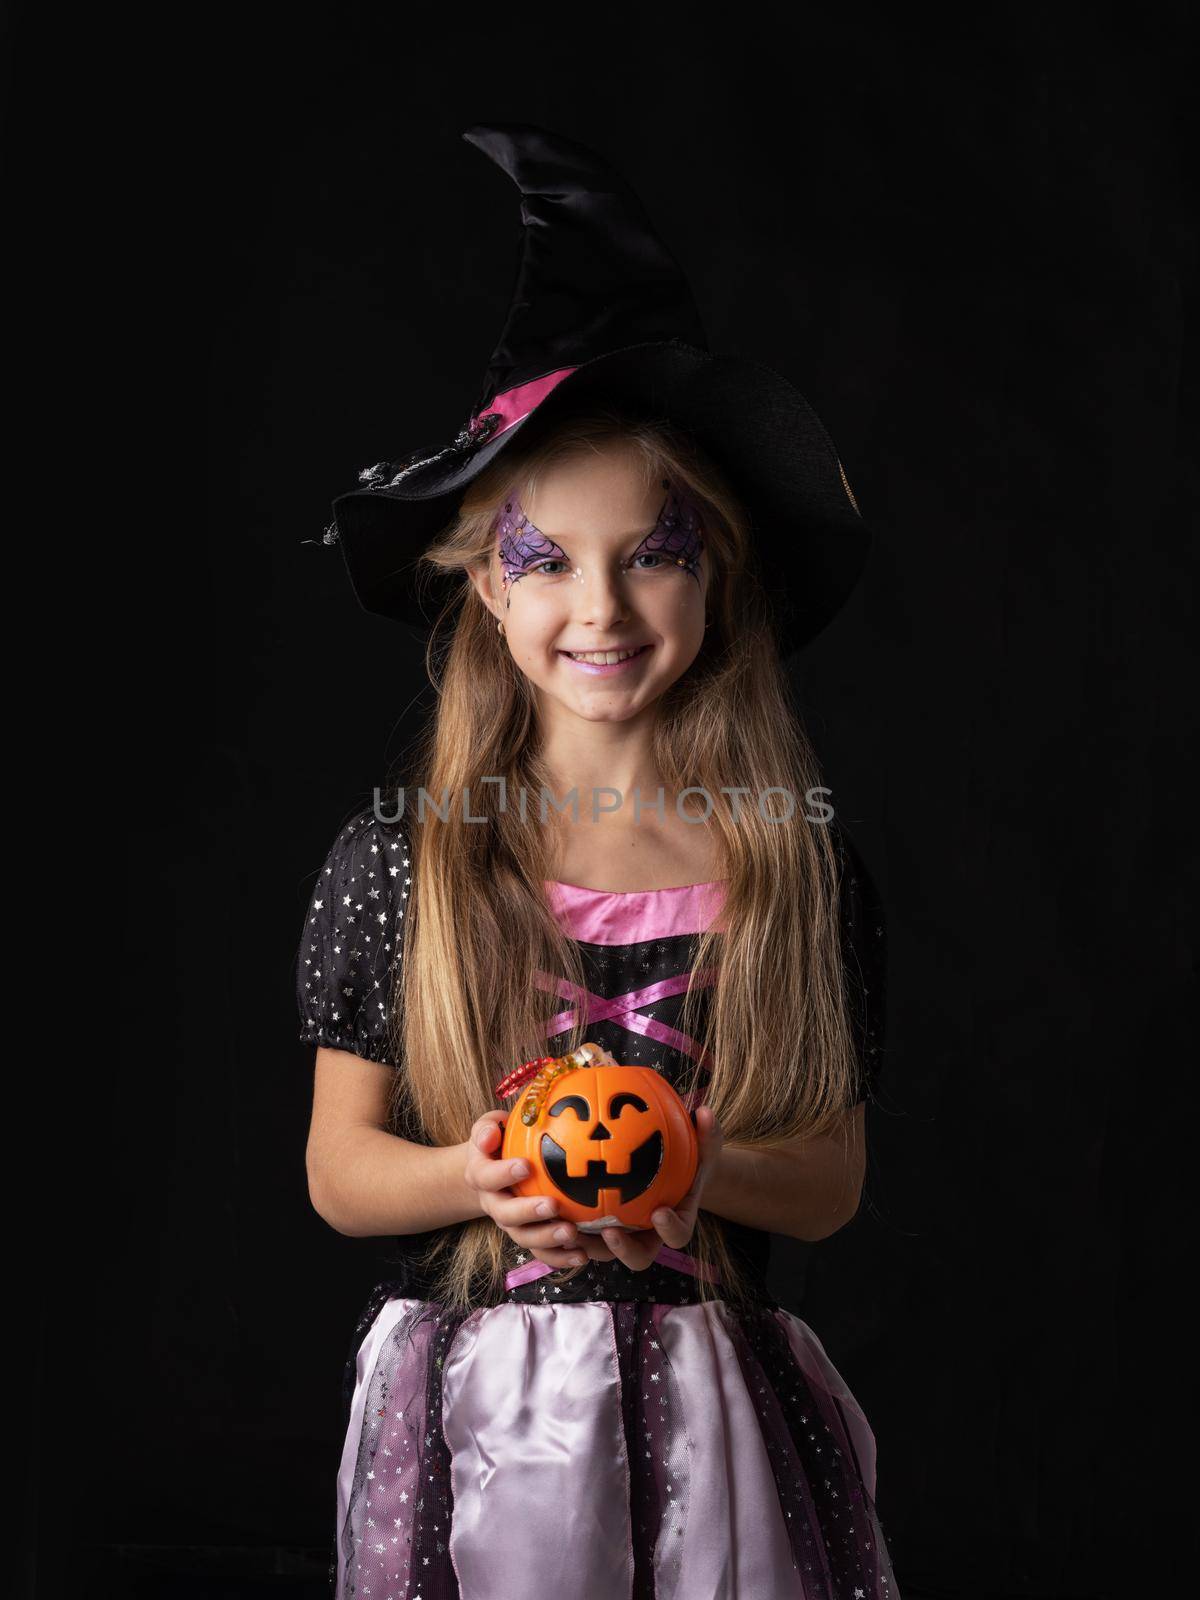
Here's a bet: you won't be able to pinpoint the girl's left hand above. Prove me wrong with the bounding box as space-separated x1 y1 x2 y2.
571 1104 725 1272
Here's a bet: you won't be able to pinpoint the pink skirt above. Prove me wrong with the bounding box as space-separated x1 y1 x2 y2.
333 1266 899 1599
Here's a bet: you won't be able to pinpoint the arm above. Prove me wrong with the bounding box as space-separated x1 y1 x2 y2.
306 1046 486 1238
700 1101 866 1242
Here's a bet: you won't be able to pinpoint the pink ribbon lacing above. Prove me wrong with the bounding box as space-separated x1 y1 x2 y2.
505 1242 719 1293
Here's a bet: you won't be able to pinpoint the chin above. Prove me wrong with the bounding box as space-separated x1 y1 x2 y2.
565 698 647 724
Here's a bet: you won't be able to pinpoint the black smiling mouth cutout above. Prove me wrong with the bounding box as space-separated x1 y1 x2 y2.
539 1128 664 1205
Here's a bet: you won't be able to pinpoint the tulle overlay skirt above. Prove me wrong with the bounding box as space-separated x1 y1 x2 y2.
334 1286 898 1600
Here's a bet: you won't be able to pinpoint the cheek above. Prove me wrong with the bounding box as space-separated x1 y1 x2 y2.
662 588 706 638
503 584 560 632
508 617 564 670
507 580 567 618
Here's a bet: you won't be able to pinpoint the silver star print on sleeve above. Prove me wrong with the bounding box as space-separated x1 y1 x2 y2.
296 806 411 1066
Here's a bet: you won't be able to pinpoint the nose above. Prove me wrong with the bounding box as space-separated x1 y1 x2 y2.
571 563 631 629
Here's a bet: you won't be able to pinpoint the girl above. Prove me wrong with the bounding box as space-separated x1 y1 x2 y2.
297 124 898 1599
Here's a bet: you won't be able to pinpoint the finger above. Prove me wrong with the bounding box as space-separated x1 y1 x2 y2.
602 1229 662 1271
572 1231 616 1262
649 1205 694 1249
687 1105 724 1195
602 1225 662 1272
694 1104 724 1162
542 1228 616 1263
488 1192 561 1228
468 1154 536 1192
528 1245 592 1268
500 1205 579 1249
507 1218 587 1252
471 1111 508 1148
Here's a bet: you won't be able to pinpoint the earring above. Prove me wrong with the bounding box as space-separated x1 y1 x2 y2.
497 619 505 636
704 614 713 631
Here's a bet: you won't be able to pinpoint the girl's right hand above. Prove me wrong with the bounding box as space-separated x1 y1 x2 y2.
464 1110 589 1269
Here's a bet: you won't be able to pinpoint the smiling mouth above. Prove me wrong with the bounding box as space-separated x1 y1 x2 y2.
557 644 653 665
539 1129 664 1204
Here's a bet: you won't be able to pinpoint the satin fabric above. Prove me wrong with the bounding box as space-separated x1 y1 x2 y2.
543 876 728 943
504 1241 717 1292
473 364 578 438
335 1296 432 1600
336 1295 891 1600
535 875 727 1081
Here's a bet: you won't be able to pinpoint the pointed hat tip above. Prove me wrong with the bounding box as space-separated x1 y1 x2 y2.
461 121 542 153
460 122 547 180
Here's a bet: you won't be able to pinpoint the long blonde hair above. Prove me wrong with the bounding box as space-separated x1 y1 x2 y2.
381 406 858 1310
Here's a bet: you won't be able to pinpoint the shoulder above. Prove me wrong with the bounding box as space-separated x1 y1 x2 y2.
305 802 413 964
295 802 413 1067
316 804 412 904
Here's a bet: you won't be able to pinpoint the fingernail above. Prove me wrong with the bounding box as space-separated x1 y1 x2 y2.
510 1160 530 1178
535 1200 553 1217
553 1226 571 1242
571 1254 586 1265
653 1210 670 1225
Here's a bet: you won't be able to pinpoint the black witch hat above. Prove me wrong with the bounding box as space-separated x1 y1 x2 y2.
324 123 869 648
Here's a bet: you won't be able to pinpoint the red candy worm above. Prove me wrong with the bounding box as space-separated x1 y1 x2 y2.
494 1057 557 1101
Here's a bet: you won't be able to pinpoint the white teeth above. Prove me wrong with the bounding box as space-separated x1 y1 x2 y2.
565 647 644 664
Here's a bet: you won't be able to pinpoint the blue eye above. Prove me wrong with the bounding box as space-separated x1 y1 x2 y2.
527 552 666 576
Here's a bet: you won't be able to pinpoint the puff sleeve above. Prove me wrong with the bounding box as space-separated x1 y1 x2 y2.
832 822 887 1104
296 806 412 1067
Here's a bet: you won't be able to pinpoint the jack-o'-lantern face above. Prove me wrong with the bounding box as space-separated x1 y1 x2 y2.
542 1083 662 1206
502 1063 698 1231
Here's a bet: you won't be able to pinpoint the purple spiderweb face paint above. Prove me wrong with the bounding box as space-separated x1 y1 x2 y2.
641 478 704 580
494 479 705 599
496 497 564 590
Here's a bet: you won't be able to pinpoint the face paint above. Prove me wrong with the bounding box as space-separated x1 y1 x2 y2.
636 478 704 582
496 497 568 592
494 479 705 598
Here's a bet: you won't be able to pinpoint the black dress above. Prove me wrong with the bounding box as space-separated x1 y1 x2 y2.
296 806 896 1600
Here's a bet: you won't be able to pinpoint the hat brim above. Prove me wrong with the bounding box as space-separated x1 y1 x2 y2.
330 339 870 648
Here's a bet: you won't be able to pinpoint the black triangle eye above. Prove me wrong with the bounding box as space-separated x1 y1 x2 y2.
609 1092 648 1116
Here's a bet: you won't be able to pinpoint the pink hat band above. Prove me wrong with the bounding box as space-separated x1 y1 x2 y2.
469 365 579 440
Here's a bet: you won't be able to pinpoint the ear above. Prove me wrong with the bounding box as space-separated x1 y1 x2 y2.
466 561 500 622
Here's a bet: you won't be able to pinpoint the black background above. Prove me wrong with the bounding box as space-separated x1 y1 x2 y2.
22 5 1195 1597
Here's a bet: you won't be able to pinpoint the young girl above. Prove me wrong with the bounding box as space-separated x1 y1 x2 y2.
297 124 898 1599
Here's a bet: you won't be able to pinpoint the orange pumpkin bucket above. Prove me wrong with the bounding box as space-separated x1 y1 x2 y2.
497 1043 698 1232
